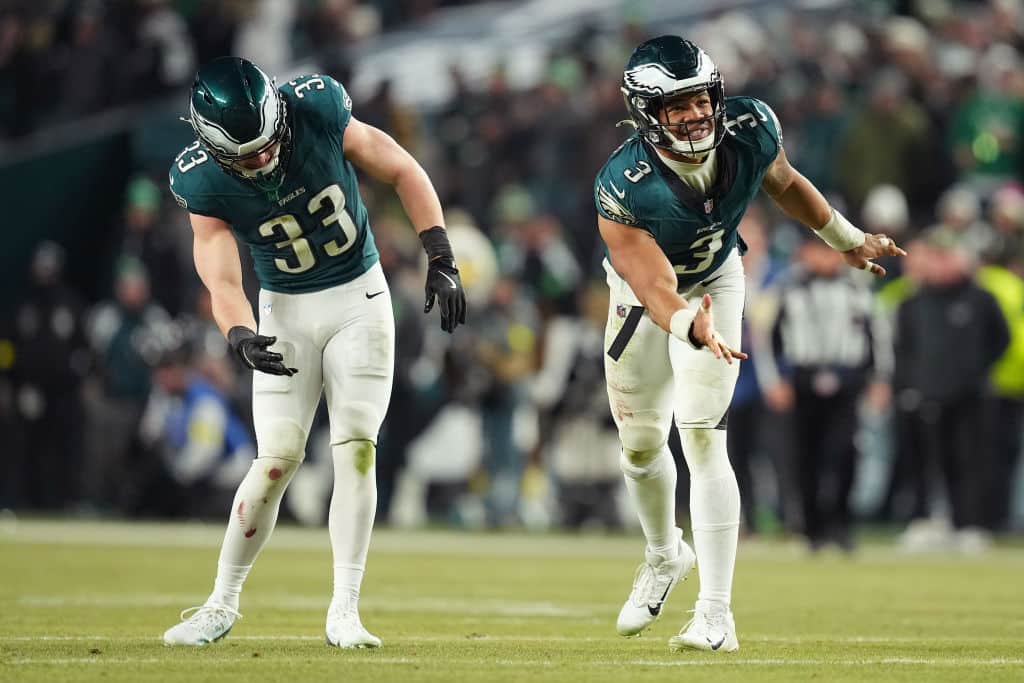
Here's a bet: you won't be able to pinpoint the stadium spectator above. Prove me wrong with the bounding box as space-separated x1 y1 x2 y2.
80 258 170 513
895 229 1010 551
10 242 90 509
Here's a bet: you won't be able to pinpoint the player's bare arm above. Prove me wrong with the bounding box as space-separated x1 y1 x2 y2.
342 115 467 332
598 215 746 363
191 213 257 335
191 213 296 376
342 116 445 232
760 147 906 275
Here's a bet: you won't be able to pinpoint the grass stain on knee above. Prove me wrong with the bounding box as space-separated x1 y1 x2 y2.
353 441 375 476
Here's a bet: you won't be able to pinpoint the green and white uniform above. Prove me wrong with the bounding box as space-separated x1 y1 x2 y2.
170 74 379 294
594 96 781 432
170 74 394 451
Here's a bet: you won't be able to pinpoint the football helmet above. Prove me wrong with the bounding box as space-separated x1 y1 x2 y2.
185 57 291 194
621 36 726 156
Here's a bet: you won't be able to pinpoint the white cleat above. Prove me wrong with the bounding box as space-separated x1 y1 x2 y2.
668 599 739 652
616 529 696 636
326 599 382 649
163 603 241 646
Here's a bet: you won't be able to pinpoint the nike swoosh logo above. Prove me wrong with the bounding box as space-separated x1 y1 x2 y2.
647 584 673 616
709 635 726 651
439 272 457 290
365 291 385 300
610 182 626 199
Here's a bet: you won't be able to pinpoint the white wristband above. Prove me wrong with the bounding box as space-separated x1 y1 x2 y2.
815 208 865 252
669 307 700 350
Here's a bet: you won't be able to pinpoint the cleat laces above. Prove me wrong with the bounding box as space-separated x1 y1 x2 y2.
629 561 675 610
178 604 242 631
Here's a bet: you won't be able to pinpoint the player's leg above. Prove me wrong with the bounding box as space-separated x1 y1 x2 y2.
668 251 744 653
164 290 323 646
605 295 696 636
321 263 395 648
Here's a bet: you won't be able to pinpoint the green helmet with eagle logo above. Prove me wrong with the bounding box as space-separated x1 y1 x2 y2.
185 57 291 194
621 36 726 156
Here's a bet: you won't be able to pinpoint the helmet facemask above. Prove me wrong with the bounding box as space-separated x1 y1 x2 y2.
623 79 726 157
186 59 293 196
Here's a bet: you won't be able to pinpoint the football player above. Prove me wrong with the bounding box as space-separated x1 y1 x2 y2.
163 57 466 648
595 36 904 651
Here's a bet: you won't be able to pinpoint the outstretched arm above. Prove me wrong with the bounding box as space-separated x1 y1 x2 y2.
598 215 746 363
760 147 906 275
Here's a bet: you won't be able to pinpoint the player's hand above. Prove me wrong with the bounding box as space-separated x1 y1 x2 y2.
424 259 467 333
764 381 794 412
689 293 748 364
228 326 298 376
842 233 907 276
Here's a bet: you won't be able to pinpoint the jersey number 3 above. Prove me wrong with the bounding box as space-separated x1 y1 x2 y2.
258 184 358 274
674 229 725 275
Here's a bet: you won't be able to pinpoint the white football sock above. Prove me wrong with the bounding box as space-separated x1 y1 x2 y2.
210 563 250 611
329 440 378 603
209 456 299 609
620 448 680 560
680 428 740 607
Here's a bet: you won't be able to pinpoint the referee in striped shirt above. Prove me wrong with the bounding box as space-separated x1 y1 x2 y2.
755 236 892 551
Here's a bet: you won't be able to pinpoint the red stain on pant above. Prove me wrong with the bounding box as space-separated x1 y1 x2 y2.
237 500 256 538
268 468 282 481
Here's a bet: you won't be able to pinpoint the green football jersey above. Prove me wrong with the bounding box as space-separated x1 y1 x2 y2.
169 74 378 294
594 96 782 289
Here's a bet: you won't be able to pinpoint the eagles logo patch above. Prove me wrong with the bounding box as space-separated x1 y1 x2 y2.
598 183 637 225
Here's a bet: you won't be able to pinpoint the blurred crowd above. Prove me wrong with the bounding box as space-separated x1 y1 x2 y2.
0 0 475 139
2 0 1024 552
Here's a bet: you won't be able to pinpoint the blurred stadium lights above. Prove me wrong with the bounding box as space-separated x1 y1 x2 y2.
348 0 821 106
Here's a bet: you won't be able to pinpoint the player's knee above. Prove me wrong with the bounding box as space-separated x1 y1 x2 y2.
257 418 307 463
619 423 667 458
620 447 664 478
619 423 667 470
678 427 732 480
334 439 376 476
330 401 382 444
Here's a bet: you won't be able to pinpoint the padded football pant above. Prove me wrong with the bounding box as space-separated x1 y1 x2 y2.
605 248 744 605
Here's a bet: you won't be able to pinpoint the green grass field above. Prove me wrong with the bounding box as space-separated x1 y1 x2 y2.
2 519 1023 682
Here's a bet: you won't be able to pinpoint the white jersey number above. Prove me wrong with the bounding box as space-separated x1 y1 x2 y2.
258 183 358 274
673 229 725 276
175 141 208 173
288 75 326 99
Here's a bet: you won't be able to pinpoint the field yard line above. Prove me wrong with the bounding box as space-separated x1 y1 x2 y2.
7 656 1024 668
15 594 606 616
4 634 1023 645
1 635 605 643
7 657 420 666
4 519 1022 564
0 521 634 557
633 658 1024 667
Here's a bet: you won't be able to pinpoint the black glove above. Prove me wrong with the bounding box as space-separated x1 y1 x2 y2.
227 326 298 376
420 226 467 334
